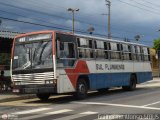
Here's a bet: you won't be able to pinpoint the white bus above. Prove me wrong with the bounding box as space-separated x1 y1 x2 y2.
11 30 152 100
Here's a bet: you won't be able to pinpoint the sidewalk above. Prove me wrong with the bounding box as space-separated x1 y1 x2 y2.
0 91 36 103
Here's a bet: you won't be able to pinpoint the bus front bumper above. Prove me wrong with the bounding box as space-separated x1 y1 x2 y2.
12 84 57 94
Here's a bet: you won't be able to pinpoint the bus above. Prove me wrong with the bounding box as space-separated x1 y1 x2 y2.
11 30 152 100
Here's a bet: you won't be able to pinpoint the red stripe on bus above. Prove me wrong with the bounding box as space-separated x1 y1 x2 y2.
52 32 56 55
65 60 89 89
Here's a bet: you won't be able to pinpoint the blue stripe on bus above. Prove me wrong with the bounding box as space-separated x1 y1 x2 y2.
87 72 152 90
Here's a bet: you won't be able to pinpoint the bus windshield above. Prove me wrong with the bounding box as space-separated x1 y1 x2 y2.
13 40 53 70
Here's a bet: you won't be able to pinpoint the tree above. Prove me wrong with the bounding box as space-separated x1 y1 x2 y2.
153 38 160 50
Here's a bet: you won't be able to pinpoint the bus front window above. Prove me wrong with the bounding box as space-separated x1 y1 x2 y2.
13 44 32 70
13 40 53 70
32 41 52 69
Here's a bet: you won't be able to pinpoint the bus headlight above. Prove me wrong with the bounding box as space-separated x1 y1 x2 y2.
14 82 21 85
50 81 53 84
45 80 57 86
45 80 50 84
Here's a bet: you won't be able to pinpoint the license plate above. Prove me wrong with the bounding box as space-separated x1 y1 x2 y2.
24 88 37 93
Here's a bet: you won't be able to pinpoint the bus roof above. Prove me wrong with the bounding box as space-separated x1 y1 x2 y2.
75 33 149 47
14 30 149 47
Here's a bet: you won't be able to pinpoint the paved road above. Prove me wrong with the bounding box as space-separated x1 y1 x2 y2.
0 78 160 120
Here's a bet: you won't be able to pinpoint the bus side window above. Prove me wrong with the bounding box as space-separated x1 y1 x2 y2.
89 40 92 48
136 46 141 61
104 42 107 50
128 45 132 60
117 43 120 51
94 41 97 49
110 42 120 60
132 45 137 60
77 38 80 47
140 47 144 61
78 49 85 58
68 43 75 58
121 44 131 60
143 47 150 61
104 42 109 59
108 43 111 50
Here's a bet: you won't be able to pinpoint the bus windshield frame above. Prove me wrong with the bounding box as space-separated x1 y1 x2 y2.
12 33 53 71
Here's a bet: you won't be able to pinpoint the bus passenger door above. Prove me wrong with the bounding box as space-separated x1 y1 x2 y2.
55 34 76 93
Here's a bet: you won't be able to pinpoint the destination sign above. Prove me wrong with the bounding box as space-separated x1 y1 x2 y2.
96 64 125 70
16 33 52 43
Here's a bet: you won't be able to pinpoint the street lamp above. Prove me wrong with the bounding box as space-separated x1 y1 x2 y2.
67 8 79 34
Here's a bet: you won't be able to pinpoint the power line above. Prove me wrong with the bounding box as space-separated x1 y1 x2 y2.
140 0 160 8
0 16 70 30
0 16 106 37
130 0 160 13
0 1 94 33
0 9 72 30
0 15 153 43
26 0 103 20
0 1 107 33
0 2 69 21
117 0 160 15
0 1 155 43
0 0 149 36
0 1 106 29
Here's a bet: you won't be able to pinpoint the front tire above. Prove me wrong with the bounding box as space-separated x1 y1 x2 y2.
74 79 88 100
36 93 50 101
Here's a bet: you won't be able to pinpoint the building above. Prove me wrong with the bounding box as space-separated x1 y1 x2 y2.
150 48 159 77
0 30 22 76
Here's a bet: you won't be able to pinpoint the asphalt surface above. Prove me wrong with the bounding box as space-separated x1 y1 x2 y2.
0 78 160 120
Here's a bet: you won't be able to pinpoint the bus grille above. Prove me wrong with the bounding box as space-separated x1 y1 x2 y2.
12 72 54 85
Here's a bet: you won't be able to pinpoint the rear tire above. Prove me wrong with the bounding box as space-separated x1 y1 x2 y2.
36 93 50 101
74 79 88 100
122 75 137 91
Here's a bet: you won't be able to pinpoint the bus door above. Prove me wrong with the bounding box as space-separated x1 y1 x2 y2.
55 33 76 93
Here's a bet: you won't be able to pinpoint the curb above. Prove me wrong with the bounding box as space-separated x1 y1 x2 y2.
0 92 36 103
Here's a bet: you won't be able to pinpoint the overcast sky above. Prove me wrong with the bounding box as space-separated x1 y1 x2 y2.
1 0 160 46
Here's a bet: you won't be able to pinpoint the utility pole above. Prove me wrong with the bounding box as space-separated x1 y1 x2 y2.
105 0 111 39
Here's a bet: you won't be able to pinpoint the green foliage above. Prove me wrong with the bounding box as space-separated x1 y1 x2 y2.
153 38 160 50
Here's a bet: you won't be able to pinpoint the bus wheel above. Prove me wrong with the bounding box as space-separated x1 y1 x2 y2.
36 93 50 101
74 79 88 100
122 75 137 91
97 88 109 93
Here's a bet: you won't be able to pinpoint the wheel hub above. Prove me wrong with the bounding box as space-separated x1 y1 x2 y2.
79 84 85 93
